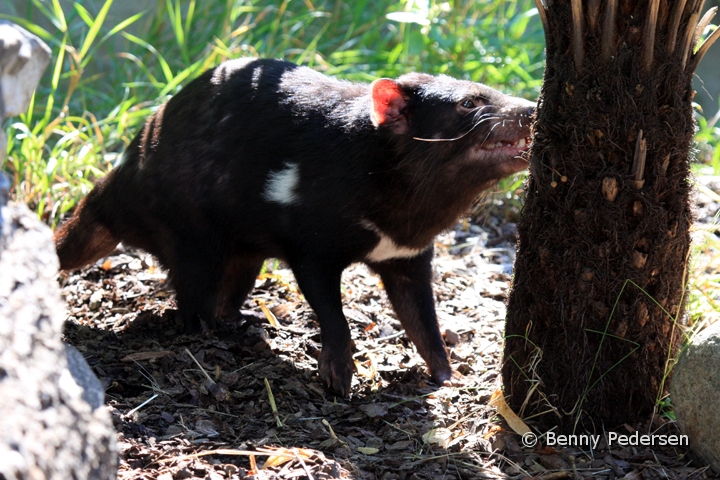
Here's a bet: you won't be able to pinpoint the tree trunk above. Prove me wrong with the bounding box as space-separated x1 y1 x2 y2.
503 0 720 430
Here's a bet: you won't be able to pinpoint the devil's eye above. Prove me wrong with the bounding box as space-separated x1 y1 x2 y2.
460 99 475 109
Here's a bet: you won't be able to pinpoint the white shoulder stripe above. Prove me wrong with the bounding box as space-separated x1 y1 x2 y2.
362 220 425 262
264 163 300 205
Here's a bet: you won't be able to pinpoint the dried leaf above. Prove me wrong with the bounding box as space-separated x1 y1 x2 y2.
256 299 278 327
488 389 531 435
355 355 377 379
423 427 453 448
261 447 313 468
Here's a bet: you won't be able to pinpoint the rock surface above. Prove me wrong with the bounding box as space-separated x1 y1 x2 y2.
0 202 118 480
0 21 117 480
0 21 51 117
671 321 720 474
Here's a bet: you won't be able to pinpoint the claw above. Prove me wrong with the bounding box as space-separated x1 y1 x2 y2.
428 358 454 387
318 347 356 397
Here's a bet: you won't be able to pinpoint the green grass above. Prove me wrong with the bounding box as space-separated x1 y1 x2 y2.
1 0 545 224
695 102 720 173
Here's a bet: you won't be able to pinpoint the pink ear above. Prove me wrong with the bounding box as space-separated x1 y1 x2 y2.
370 79 408 134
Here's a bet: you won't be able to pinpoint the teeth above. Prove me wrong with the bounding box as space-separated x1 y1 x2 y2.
482 138 530 150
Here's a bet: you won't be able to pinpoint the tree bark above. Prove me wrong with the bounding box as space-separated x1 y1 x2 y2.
503 0 720 430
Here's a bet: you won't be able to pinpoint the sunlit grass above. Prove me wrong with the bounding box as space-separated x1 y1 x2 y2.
695 104 720 174
1 0 545 225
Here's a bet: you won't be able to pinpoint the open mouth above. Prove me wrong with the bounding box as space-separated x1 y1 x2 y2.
476 136 532 174
481 136 530 153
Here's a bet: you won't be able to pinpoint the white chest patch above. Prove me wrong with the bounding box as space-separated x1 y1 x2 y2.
264 163 300 205
362 221 425 262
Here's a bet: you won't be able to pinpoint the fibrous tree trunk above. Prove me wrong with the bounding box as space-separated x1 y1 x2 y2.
503 0 720 430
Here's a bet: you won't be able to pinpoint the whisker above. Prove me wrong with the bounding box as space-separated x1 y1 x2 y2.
413 115 501 142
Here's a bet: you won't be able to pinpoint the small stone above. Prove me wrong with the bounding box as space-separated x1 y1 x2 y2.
88 290 103 310
174 468 194 479
444 329 460 346
359 403 389 418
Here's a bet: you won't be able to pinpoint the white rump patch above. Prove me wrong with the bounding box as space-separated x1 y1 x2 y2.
264 163 300 205
363 221 425 262
251 65 263 90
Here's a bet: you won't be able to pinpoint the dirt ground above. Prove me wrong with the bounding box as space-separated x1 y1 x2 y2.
59 189 719 480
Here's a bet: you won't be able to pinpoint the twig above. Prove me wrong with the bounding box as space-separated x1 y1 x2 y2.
602 0 617 60
377 329 406 342
321 419 348 446
126 393 159 417
643 0 661 72
571 0 584 70
185 348 215 384
292 450 315 480
264 378 283 428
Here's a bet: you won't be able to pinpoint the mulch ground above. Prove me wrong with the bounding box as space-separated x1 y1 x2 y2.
59 190 719 480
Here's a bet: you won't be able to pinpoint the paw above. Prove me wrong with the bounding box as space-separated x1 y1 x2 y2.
180 312 214 334
437 369 468 387
428 357 454 386
318 347 356 397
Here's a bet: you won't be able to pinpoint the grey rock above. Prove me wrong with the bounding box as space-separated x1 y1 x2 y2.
0 21 51 238
0 207 117 479
671 321 720 474
0 21 51 117
65 344 106 411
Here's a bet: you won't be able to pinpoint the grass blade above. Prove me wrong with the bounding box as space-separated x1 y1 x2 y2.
78 0 114 61
122 32 174 84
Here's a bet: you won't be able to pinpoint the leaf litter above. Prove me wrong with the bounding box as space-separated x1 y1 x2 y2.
58 195 718 479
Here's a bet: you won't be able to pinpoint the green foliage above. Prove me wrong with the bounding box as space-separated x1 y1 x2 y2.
1 0 545 224
695 103 720 174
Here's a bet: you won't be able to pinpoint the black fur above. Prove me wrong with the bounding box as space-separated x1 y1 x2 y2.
55 58 534 395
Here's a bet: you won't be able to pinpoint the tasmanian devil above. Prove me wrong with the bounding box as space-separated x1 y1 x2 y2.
55 58 534 396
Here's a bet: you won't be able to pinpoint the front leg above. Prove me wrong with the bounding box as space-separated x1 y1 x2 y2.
290 258 355 396
368 247 452 385
170 239 225 333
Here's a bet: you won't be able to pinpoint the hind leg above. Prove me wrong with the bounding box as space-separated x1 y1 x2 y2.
216 255 264 318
